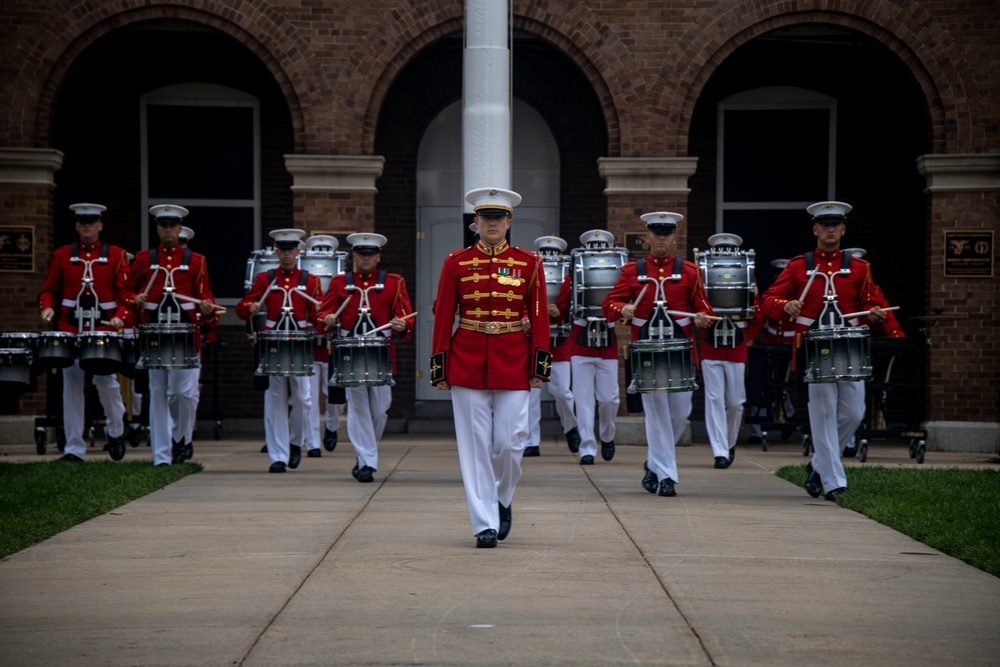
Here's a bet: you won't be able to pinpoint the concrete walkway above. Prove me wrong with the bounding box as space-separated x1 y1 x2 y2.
1 435 997 666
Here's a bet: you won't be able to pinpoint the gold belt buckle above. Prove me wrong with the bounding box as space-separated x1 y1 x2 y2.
485 321 501 334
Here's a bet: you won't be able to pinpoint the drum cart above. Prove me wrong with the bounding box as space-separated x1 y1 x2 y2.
33 368 65 455
745 344 808 451
853 337 929 463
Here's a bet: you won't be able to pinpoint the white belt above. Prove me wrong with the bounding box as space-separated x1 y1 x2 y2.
266 319 309 329
339 328 390 338
61 298 117 310
145 301 194 311
632 315 690 327
766 325 795 337
797 315 861 328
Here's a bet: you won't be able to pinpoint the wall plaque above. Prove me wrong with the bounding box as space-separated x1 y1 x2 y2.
624 232 649 261
944 230 993 277
0 226 35 272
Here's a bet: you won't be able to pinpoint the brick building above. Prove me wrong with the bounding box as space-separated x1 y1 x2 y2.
1 0 997 451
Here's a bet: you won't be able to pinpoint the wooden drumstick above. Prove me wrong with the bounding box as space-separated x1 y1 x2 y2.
666 309 723 322
324 294 354 330
842 305 900 319
619 284 648 323
256 279 277 309
172 293 226 312
363 311 418 336
798 270 818 303
289 287 322 306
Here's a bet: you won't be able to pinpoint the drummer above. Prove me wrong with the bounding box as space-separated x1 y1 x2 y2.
698 233 764 469
237 229 322 472
302 234 346 456
315 232 413 483
38 203 130 462
120 204 219 466
536 235 580 455
761 201 903 501
602 212 714 497
565 230 620 465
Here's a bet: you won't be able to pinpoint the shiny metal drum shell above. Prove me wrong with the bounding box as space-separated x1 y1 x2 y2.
571 248 627 320
804 326 871 383
627 338 696 393
697 249 756 318
257 330 315 377
329 336 392 387
36 331 76 369
138 323 199 370
77 331 123 376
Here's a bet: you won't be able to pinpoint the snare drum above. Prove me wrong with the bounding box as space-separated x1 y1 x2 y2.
627 338 697 393
119 330 141 379
803 326 872 383
0 332 40 354
697 247 756 319
329 336 392 387
138 323 199 370
571 248 628 321
244 248 280 292
257 329 315 376
0 348 34 390
78 331 123 375
37 331 76 369
542 254 571 339
300 249 347 293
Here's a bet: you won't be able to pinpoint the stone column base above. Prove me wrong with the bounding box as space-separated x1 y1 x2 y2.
924 421 1000 453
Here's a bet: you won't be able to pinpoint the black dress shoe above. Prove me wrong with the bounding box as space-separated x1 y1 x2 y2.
475 529 498 548
713 456 731 469
288 444 302 469
56 453 84 463
307 448 322 458
658 477 677 497
498 502 512 541
824 487 847 501
183 441 193 461
107 436 126 461
580 455 594 465
260 444 269 453
804 464 823 498
842 446 857 458
269 461 286 473
155 462 170 467
601 440 615 461
352 461 360 480
728 447 736 465
357 466 375 483
523 446 540 457
127 426 142 447
565 427 581 453
323 427 338 452
171 440 185 465
642 468 658 494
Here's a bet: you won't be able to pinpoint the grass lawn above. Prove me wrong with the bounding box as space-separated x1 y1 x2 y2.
777 464 1000 578
0 460 200 560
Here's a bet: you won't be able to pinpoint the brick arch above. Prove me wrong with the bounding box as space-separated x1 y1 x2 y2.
340 0 633 156
654 1 975 155
8 0 319 149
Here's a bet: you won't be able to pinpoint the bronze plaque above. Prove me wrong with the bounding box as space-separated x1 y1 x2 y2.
944 230 993 277
0 226 35 272
624 232 649 261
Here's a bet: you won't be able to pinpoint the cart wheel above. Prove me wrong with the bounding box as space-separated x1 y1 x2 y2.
908 439 918 459
762 439 768 452
56 428 67 451
34 428 47 456
802 435 811 457
859 442 868 462
213 422 222 441
916 441 926 464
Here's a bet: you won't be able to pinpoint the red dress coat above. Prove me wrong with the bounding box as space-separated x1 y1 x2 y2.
314 270 413 365
38 240 130 333
761 248 904 342
119 244 218 349
699 293 765 364
237 267 322 332
430 240 551 390
602 254 714 361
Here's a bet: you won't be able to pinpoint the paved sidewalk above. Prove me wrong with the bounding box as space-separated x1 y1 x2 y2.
1 435 997 666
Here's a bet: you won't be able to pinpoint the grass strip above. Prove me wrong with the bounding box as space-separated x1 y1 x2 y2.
0 460 200 560
777 464 1000 578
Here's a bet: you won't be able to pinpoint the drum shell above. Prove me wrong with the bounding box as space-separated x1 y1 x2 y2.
329 336 392 387
138 323 199 370
698 249 756 318
571 249 627 319
257 330 315 377
628 338 696 393
118 331 141 379
78 331 123 375
36 331 76 369
0 348 33 389
542 255 571 338
300 250 347 294
803 326 872 383
244 249 280 292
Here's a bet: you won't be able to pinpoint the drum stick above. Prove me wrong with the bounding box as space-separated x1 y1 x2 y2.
798 270 818 302
619 284 648 323
257 279 277 309
666 309 723 322
171 292 227 314
841 305 900 319
141 270 159 296
290 287 322 306
326 295 354 328
363 311 418 336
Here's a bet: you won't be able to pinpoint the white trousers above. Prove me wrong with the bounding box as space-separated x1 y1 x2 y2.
167 368 199 444
808 381 865 492
451 386 528 536
549 360 577 433
264 376 310 466
62 360 126 459
702 360 746 457
520 387 542 448
148 368 198 465
288 370 317 451
346 384 391 470
570 356 619 458
642 391 692 485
